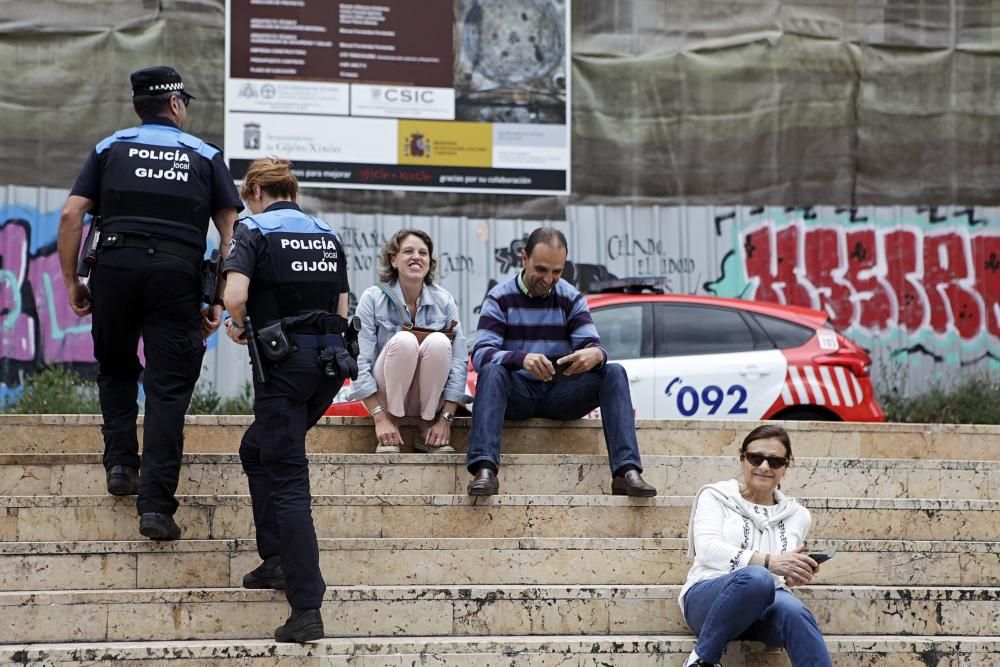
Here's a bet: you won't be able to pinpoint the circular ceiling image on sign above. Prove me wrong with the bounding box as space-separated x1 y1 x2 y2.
461 0 565 86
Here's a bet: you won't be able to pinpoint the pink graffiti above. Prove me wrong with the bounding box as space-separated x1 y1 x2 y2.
744 222 998 340
0 222 36 361
0 221 95 364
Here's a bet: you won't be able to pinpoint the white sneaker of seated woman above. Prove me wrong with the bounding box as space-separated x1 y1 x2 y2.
414 436 455 453
375 443 400 454
684 651 720 667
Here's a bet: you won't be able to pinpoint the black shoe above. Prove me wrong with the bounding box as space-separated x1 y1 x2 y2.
138 512 181 541
243 555 286 590
467 467 499 496
274 608 324 643
611 470 657 497
106 465 138 496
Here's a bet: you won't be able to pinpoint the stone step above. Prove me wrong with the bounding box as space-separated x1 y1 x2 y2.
1 585 996 643
4 415 1000 460
2 538 996 591
3 635 1000 667
2 494 995 542
2 453 995 500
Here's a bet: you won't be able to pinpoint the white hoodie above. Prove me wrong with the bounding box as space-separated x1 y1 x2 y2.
678 479 812 619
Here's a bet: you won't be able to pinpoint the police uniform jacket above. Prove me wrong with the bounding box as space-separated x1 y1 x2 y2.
223 202 350 326
70 118 242 254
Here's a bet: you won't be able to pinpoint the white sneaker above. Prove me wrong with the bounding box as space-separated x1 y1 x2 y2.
375 443 400 454
683 650 720 667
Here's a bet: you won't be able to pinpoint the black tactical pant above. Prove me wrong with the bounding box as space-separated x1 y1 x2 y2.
90 247 205 516
240 346 342 610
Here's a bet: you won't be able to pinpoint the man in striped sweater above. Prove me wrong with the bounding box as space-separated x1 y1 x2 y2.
466 227 657 497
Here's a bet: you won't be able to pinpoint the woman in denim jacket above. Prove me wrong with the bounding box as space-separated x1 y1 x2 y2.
348 229 470 453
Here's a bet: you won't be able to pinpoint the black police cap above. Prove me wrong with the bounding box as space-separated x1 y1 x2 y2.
130 66 196 99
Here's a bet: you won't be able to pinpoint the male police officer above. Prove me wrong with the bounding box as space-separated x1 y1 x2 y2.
223 157 352 642
57 66 243 541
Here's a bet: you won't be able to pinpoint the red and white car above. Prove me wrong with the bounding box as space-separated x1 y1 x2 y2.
328 282 885 422
583 287 884 422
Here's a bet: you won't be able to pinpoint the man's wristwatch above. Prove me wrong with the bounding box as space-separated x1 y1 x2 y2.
439 410 455 423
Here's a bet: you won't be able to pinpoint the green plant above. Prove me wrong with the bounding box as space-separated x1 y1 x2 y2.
218 382 254 415
187 381 253 415
4 365 101 414
878 371 1000 424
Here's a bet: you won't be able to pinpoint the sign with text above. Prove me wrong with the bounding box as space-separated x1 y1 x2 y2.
226 0 571 194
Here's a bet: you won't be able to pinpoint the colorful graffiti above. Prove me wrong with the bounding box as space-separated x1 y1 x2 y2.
3 195 998 405
706 207 999 369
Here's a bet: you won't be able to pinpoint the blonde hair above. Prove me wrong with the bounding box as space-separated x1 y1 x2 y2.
240 157 299 201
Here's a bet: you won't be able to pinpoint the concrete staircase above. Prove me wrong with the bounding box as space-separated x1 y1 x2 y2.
0 416 997 665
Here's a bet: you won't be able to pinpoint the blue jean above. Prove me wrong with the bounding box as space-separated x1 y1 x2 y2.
683 567 832 667
466 363 643 475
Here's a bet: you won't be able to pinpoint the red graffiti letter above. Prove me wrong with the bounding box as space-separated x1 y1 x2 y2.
844 230 893 332
924 233 983 339
883 230 928 334
971 234 1000 340
743 225 813 308
803 228 855 329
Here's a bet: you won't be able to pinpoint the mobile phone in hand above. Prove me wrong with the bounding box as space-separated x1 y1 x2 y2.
546 355 573 382
808 544 837 564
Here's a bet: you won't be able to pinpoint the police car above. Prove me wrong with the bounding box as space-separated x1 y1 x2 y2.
583 279 885 421
326 279 885 422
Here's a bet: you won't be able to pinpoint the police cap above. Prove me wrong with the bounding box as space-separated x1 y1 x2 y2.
130 66 196 99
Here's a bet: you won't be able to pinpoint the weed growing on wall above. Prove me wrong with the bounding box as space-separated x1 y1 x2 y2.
187 382 254 415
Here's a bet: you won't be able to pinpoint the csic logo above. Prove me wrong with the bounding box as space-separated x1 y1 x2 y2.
384 87 436 104
261 84 276 99
243 123 261 150
403 132 430 158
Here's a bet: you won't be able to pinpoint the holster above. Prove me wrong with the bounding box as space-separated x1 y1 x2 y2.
200 249 222 305
257 321 293 362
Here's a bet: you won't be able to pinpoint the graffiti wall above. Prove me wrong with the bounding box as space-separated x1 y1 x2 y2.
2 186 997 406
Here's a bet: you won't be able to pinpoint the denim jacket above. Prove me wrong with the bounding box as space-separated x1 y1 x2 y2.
347 281 471 405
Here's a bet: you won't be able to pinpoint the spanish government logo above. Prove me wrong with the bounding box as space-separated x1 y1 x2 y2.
403 132 430 158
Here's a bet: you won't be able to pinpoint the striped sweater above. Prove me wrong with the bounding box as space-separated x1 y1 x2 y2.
472 273 607 374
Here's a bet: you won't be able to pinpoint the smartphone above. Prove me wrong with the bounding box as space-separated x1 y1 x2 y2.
808 544 837 564
546 355 574 382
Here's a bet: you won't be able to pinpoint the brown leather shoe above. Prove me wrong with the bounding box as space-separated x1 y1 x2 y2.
467 468 499 496
611 470 657 497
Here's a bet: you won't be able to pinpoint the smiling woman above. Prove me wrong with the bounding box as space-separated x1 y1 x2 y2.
347 229 472 454
677 425 832 667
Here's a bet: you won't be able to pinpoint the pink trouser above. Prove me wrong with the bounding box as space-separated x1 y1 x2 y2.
375 331 452 421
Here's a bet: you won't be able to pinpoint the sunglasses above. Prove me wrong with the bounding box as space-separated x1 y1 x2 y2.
742 451 789 469
173 93 191 107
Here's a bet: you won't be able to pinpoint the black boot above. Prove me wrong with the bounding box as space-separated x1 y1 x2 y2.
138 512 181 541
274 608 324 643
243 555 286 590
106 465 138 496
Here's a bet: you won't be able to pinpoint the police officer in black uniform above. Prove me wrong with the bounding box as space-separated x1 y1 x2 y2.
57 66 243 541
223 158 352 643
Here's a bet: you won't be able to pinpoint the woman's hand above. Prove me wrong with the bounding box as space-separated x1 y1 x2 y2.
374 413 403 448
423 417 452 448
767 545 818 587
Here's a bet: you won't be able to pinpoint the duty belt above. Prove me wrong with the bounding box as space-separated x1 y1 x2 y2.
290 333 346 349
100 232 202 266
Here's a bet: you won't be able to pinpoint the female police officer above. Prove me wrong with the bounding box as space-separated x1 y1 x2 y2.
223 158 350 642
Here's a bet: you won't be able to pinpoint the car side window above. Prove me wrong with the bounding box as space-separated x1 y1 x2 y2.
590 304 651 360
752 313 815 349
654 304 757 356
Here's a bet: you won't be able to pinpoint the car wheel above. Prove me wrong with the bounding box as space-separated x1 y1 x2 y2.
773 407 841 421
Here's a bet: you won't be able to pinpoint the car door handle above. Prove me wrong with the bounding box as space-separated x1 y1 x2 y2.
630 375 642 383
739 366 770 378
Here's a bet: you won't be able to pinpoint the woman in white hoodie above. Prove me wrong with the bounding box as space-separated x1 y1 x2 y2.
680 425 832 667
